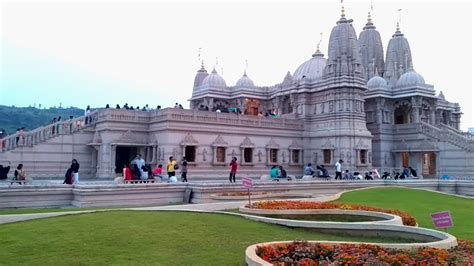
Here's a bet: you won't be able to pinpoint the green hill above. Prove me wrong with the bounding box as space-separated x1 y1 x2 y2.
0 105 84 136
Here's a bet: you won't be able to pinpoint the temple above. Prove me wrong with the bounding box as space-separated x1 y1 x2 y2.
1 7 473 179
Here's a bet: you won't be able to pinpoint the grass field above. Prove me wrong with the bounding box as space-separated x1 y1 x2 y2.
0 211 409 265
333 187 474 240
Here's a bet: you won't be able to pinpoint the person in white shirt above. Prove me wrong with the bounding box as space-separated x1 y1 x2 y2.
135 154 145 179
335 159 343 180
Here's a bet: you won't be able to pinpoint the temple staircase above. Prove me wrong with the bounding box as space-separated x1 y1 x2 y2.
0 112 99 154
417 122 474 151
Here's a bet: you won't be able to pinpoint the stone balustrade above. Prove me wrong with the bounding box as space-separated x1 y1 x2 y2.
0 111 99 153
418 122 474 151
98 108 304 130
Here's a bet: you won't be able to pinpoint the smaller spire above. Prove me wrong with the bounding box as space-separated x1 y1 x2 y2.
340 5 345 19
312 33 324 57
211 66 217 74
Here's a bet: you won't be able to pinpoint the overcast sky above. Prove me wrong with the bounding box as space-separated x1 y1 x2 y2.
0 0 473 130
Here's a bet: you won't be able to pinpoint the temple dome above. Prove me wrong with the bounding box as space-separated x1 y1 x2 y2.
367 75 388 88
201 68 226 89
396 69 425 87
293 50 326 81
235 72 255 88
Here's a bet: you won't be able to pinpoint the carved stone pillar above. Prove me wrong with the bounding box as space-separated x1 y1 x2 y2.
96 144 113 178
411 97 421 123
430 110 436 125
375 98 385 124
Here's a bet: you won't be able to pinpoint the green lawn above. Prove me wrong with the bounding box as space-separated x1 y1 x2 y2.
333 187 474 240
0 211 412 265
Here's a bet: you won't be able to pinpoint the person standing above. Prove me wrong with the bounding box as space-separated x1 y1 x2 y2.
181 157 188 182
71 159 80 183
135 154 145 179
229 157 238 183
84 105 91 125
167 156 177 178
335 159 343 180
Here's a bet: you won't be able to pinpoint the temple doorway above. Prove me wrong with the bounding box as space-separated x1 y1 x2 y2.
115 146 138 173
422 152 436 178
394 106 410 124
244 99 260 115
401 152 409 168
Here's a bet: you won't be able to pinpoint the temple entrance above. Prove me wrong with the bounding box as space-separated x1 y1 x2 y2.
244 99 260 116
394 106 410 124
115 146 138 173
281 96 292 114
401 152 409 168
422 152 436 178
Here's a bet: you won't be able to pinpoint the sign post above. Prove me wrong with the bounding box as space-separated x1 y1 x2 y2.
431 211 453 232
242 177 253 208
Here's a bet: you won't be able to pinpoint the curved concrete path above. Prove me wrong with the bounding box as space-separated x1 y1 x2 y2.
0 194 337 225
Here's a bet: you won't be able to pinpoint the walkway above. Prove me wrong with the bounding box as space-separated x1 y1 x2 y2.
0 194 337 225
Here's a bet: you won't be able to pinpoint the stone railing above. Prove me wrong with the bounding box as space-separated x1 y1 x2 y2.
0 111 99 153
418 122 474 151
155 108 304 130
99 108 304 130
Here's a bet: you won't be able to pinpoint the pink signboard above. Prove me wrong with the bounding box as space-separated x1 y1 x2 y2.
242 177 253 189
431 211 453 229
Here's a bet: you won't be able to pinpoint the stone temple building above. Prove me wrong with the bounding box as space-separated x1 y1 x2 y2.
1 7 473 179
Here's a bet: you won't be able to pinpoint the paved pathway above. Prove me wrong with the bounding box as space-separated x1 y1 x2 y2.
0 194 337 225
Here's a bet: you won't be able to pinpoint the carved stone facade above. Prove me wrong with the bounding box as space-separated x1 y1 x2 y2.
1 8 473 179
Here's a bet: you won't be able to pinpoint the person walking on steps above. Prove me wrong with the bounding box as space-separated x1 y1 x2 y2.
229 157 238 183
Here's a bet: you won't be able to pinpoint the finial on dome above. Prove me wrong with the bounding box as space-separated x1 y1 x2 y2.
312 33 324 57
244 59 248 76
367 12 372 23
201 60 205 69
212 66 217 74
337 1 352 24
392 21 404 37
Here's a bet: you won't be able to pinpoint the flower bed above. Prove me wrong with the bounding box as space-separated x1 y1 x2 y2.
249 201 417 226
218 192 268 196
256 240 474 265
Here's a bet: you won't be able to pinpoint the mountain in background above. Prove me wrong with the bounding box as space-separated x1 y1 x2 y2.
0 105 84 136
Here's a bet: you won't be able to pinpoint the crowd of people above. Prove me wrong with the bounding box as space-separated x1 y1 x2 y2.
302 160 418 180
1 152 420 185
118 155 189 184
